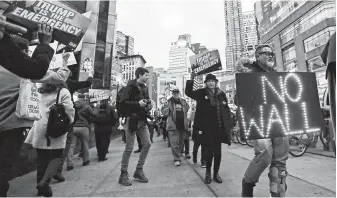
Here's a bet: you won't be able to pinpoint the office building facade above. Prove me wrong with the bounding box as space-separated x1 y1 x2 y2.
242 11 259 59
116 31 134 57
255 0 336 102
120 55 146 82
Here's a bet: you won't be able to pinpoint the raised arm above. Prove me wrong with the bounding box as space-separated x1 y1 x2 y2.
32 67 70 84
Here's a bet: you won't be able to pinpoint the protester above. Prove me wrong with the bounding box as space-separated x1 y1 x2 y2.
166 88 190 166
0 23 56 197
185 73 232 184
92 101 117 162
118 67 152 186
154 110 161 137
67 93 97 170
25 82 75 197
188 104 205 166
235 45 289 197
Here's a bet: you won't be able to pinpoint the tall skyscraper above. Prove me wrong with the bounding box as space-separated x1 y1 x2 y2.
224 0 244 71
242 11 258 59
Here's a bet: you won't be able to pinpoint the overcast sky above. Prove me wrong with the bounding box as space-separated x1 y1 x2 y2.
116 0 255 69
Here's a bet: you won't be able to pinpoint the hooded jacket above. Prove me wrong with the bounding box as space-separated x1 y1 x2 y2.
73 99 97 128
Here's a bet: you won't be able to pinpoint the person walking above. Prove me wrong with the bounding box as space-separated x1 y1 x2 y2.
66 94 97 170
118 67 152 186
25 82 75 197
236 45 289 197
185 73 232 184
93 101 117 162
188 104 206 167
166 88 190 166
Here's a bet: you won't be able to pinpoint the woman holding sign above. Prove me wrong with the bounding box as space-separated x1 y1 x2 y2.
185 73 232 184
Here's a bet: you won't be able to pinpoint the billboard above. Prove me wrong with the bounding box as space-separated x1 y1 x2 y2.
236 72 324 140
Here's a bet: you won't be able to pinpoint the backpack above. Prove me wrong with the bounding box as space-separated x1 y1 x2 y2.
116 87 128 118
45 88 71 146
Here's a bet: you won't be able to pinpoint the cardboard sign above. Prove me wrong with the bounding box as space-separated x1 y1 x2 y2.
190 49 222 75
235 72 324 140
89 89 111 102
49 52 77 70
4 0 91 49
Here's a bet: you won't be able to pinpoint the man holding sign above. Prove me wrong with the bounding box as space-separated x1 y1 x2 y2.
235 45 289 197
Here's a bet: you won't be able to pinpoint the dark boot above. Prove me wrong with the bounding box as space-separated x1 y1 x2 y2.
119 171 132 186
213 170 222 183
241 178 255 197
36 183 52 197
134 149 141 153
133 169 149 183
204 169 212 184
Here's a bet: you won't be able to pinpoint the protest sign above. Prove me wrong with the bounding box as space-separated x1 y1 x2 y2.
49 52 77 70
4 0 91 49
89 89 111 102
235 72 324 140
190 49 222 75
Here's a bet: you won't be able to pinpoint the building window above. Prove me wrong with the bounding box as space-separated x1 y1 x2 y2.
279 1 336 45
304 26 336 52
307 56 326 72
282 45 298 72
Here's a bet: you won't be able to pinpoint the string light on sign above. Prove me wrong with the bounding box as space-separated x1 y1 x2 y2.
261 76 285 104
284 73 303 103
266 105 287 137
305 128 321 133
301 102 309 129
284 103 290 131
240 107 265 139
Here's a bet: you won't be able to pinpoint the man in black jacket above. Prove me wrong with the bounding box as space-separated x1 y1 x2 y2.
236 45 289 197
0 22 54 197
118 67 152 186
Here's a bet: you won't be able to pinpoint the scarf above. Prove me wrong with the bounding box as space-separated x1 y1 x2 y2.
206 88 223 132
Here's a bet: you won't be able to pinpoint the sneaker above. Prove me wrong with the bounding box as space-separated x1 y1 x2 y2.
174 161 181 166
53 173 65 182
83 160 90 166
67 166 74 171
201 161 206 168
119 171 132 186
133 169 149 183
134 149 141 153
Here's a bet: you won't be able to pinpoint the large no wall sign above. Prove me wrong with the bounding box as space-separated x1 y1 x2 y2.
235 72 324 140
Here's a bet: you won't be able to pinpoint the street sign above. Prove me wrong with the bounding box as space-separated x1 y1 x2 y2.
236 72 324 140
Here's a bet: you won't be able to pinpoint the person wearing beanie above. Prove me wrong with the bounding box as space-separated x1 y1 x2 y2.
185 73 232 184
166 88 190 166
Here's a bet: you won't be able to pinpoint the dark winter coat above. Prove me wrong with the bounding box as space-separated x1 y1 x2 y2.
93 105 117 134
73 100 97 128
185 80 232 145
119 79 150 131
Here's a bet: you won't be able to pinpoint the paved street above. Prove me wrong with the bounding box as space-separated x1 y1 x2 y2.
8 136 336 197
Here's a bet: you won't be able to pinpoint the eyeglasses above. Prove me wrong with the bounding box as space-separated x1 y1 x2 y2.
259 51 274 57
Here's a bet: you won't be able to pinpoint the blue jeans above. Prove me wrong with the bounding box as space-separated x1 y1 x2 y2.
121 118 151 172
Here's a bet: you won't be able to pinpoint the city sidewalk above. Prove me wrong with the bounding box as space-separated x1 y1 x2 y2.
8 135 214 197
8 136 336 197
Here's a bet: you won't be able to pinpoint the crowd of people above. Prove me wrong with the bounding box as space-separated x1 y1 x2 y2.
0 16 290 198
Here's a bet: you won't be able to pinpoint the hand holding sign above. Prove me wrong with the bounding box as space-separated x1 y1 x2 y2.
38 24 53 44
